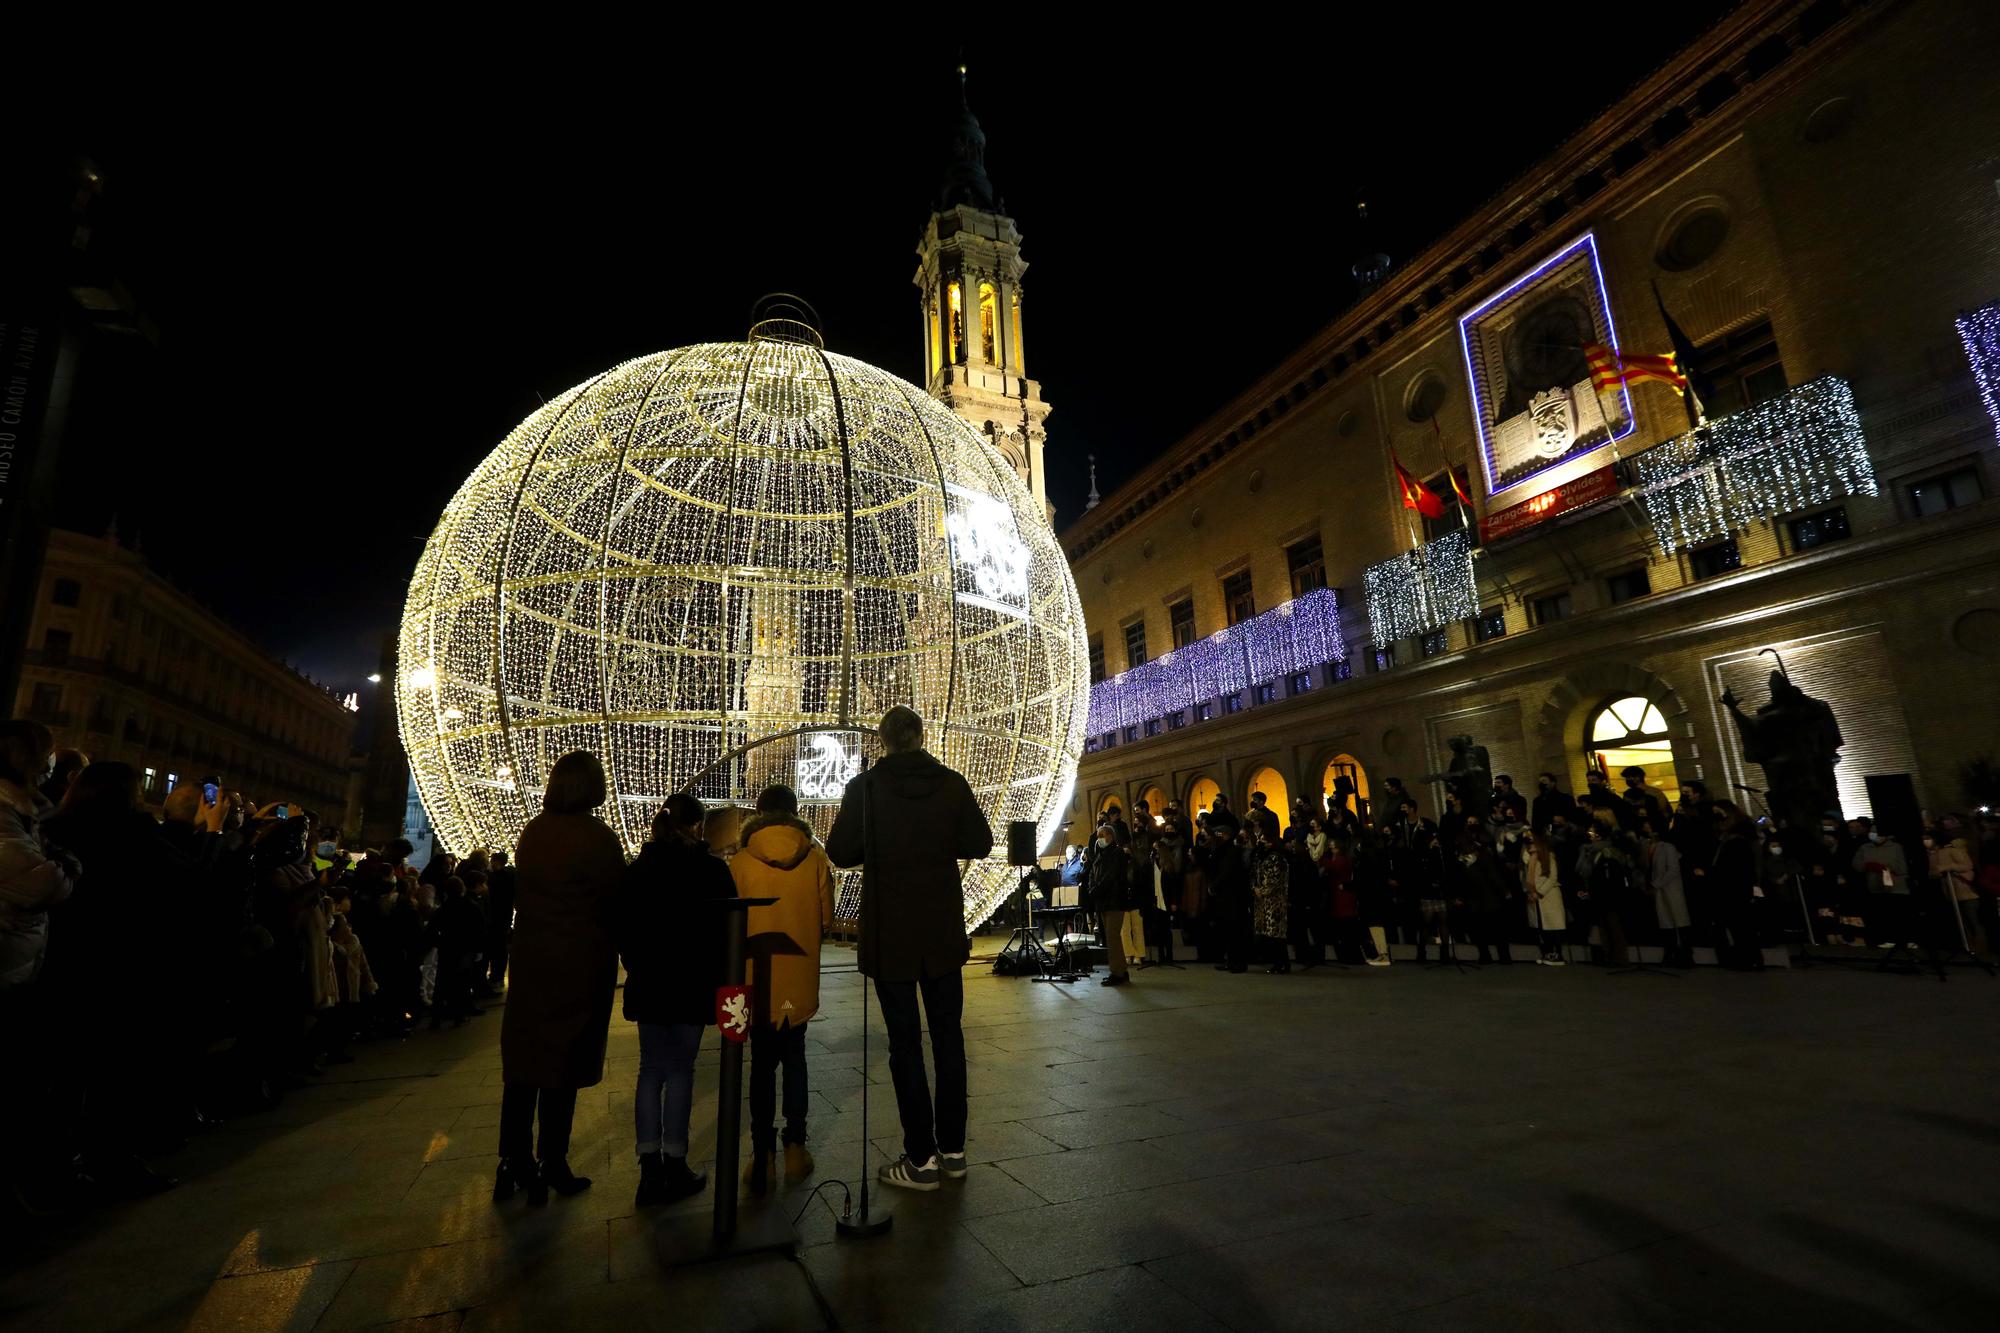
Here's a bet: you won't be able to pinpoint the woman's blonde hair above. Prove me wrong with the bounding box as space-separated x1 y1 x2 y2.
543 751 608 814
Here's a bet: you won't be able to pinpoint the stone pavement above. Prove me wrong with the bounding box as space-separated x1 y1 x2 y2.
5 945 2000 1331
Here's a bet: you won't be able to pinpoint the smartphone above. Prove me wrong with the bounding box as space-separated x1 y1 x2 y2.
203 782 220 805
273 804 290 819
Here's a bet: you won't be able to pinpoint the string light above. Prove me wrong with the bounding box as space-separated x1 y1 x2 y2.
1957 301 2000 439
398 337 1089 932
1364 528 1477 644
1633 375 1876 554
1085 587 1344 735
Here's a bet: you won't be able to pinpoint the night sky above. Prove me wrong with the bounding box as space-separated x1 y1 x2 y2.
37 9 1735 689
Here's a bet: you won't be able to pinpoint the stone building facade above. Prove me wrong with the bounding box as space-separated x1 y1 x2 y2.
1061 0 2000 842
13 528 360 826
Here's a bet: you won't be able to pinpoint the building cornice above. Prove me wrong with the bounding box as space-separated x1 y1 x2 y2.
1060 0 1894 562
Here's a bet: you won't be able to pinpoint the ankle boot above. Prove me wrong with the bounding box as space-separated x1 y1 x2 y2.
493 1156 535 1204
635 1152 666 1207
783 1142 815 1184
540 1159 591 1197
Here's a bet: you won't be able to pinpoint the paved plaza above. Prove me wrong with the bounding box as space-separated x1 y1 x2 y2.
5 946 1999 1331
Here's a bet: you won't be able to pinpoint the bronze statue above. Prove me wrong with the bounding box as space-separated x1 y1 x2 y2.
1720 654 1843 832
1425 734 1492 824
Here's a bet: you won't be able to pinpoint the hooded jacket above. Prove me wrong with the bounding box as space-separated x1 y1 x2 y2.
825 749 993 982
733 812 834 1026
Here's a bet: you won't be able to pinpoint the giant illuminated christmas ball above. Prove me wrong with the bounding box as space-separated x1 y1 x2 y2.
397 324 1088 930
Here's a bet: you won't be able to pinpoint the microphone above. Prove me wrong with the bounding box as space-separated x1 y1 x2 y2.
1731 783 1763 793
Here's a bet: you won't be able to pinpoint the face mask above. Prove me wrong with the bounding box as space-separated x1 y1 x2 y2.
1096 838 1109 850
1769 844 1783 856
1870 833 1883 844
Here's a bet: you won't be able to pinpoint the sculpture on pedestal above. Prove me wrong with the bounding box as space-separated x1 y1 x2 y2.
1719 652 1844 831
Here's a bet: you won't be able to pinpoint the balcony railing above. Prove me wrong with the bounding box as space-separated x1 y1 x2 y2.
1363 528 1477 644
1632 375 1876 554
1085 586 1344 741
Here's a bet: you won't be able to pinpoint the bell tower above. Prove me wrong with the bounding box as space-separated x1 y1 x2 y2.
915 66 1053 518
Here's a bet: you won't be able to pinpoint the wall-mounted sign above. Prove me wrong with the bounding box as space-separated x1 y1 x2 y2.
1478 464 1620 543
1458 233 1635 498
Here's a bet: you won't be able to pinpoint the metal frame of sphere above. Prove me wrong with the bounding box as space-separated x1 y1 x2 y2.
396 321 1089 932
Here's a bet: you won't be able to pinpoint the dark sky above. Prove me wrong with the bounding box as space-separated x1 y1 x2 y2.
36 8 1735 688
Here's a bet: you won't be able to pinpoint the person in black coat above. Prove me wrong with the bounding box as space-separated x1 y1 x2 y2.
484 850 517 991
41 762 201 1194
1531 773 1577 836
825 706 992 1192
1085 822 1134 986
619 793 737 1206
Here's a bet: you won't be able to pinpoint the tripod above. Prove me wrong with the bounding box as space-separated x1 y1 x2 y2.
995 872 1059 975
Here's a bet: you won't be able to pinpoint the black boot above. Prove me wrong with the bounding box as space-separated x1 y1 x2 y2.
663 1155 708 1202
540 1159 591 1197
494 1156 536 1203
635 1152 667 1207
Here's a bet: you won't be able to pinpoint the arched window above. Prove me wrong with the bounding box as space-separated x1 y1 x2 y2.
1587 695 1680 810
1138 784 1169 824
1187 776 1221 819
1010 291 1024 373
946 282 964 363
978 283 999 364
1321 753 1370 821
1246 766 1291 830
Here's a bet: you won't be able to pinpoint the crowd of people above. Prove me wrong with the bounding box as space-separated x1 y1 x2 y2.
1074 766 2000 979
0 717 526 1217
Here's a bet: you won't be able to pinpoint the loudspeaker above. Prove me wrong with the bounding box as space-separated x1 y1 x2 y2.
1863 773 1923 852
1007 819 1039 867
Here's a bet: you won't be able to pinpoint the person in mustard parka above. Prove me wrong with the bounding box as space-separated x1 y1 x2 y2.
732 784 835 1195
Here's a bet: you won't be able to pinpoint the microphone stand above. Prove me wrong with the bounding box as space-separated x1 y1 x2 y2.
837 760 892 1238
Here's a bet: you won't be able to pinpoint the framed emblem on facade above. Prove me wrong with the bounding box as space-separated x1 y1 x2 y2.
1457 232 1634 498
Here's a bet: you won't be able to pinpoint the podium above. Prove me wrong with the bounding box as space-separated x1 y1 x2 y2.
654 895 799 1267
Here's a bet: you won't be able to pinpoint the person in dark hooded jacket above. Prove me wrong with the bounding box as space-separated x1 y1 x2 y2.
825 706 991 1192
618 793 736 1207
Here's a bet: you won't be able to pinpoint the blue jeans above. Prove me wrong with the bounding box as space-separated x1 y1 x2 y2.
635 1021 703 1158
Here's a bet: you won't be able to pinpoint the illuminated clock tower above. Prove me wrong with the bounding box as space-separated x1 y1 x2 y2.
914 67 1053 518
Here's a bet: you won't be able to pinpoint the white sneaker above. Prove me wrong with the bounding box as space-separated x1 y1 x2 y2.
1365 956 1391 967
878 1155 940 1191
939 1151 968 1179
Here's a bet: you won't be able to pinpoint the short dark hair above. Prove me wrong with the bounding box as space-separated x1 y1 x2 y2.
1539 771 1559 784
655 793 705 841
880 706 923 753
386 837 414 860
543 751 607 814
1496 774 1513 786
1622 766 1646 779
756 784 799 816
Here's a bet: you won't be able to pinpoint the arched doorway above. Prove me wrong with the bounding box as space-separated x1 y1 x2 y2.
1096 791 1127 828
1586 696 1681 811
1187 776 1222 820
1321 753 1371 822
1246 765 1291 830
1138 784 1170 826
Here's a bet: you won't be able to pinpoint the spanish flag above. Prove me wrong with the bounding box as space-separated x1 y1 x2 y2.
1392 448 1447 520
1585 342 1688 393
1448 465 1475 508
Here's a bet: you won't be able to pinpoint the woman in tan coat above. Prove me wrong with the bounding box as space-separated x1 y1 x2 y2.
494 751 624 1206
733 785 834 1195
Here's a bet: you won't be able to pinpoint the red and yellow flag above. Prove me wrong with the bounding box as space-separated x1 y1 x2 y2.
1392 448 1447 520
1586 342 1688 393
1448 466 1475 508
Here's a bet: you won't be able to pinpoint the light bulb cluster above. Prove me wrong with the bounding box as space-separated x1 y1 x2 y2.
1632 375 1876 554
1364 528 1477 645
1084 587 1344 736
398 339 1089 932
1957 301 2000 439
